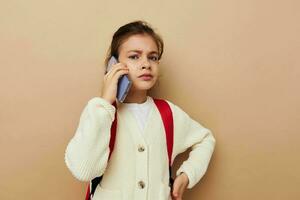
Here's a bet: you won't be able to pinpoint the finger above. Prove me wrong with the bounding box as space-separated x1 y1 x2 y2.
174 182 186 200
105 63 126 75
179 181 188 200
111 68 129 83
176 187 184 200
105 64 128 80
172 181 181 198
177 186 185 200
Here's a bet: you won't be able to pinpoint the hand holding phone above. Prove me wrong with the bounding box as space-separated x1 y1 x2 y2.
101 56 132 104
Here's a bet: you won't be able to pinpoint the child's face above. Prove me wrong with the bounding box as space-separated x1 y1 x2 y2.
118 34 160 92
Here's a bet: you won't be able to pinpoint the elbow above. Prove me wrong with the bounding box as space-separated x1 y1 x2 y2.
211 133 216 147
64 149 98 182
206 129 216 151
73 173 93 182
64 154 91 182
64 149 109 182
70 169 92 182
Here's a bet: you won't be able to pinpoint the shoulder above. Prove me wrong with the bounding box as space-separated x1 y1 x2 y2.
152 97 189 117
151 97 211 134
152 97 191 127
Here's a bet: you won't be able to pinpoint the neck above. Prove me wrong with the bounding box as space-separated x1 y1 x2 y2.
123 89 148 104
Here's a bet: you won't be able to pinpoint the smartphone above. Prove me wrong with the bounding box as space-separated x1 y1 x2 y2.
106 56 132 103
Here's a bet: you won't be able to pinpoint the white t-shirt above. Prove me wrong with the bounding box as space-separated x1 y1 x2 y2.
122 96 153 133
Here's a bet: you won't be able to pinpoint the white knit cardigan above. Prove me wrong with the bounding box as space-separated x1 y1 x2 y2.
65 96 216 200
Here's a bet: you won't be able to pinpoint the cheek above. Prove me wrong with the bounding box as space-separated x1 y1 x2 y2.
152 66 159 76
126 68 138 80
124 61 139 71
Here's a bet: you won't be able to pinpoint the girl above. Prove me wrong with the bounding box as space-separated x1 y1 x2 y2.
65 20 216 200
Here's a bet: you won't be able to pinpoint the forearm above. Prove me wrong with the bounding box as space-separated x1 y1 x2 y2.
176 128 216 189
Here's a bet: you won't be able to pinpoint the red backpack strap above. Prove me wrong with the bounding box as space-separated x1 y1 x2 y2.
86 98 174 199
85 101 118 200
85 185 90 200
108 101 118 159
153 98 174 166
153 98 174 188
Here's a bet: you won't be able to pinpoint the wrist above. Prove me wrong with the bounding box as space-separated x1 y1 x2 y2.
101 96 114 105
180 172 189 185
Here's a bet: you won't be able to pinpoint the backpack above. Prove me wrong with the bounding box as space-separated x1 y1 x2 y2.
85 98 174 200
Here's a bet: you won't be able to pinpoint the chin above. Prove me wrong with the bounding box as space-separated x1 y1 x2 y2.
131 81 156 91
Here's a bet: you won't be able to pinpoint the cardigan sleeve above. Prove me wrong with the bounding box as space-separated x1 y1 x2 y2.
169 102 216 189
64 97 116 182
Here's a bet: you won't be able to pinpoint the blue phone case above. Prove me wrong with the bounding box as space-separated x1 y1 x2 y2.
106 56 132 103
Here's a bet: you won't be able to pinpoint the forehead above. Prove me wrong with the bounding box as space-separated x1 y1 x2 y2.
119 34 158 53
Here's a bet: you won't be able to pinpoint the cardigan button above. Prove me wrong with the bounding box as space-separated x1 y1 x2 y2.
138 145 145 152
138 181 145 189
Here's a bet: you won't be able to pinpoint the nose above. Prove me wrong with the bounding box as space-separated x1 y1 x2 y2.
141 57 151 70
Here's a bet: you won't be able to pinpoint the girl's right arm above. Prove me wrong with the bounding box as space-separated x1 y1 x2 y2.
64 97 116 181
64 62 129 181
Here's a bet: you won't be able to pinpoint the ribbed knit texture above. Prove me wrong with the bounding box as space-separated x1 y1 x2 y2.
65 96 216 199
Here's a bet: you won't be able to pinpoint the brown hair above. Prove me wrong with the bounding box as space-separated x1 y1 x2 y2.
104 20 164 67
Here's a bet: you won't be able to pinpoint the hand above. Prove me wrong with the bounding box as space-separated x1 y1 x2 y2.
100 62 129 104
171 172 189 200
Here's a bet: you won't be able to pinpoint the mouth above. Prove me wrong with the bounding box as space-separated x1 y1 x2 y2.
138 74 153 81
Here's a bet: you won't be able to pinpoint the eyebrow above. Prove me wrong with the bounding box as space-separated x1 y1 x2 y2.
127 50 159 55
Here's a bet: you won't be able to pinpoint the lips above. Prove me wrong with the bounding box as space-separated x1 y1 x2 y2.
138 74 153 78
138 73 153 81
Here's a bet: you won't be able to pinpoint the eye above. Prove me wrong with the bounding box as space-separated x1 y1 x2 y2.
129 55 139 60
149 56 158 61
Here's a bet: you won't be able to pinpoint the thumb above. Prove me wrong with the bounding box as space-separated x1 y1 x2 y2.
172 182 180 197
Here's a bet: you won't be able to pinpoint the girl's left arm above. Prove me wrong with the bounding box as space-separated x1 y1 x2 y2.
169 102 216 189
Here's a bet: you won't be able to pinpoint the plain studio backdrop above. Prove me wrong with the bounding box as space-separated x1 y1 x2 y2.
0 0 299 199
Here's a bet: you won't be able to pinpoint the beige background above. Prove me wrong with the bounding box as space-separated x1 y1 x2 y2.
1 0 299 199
